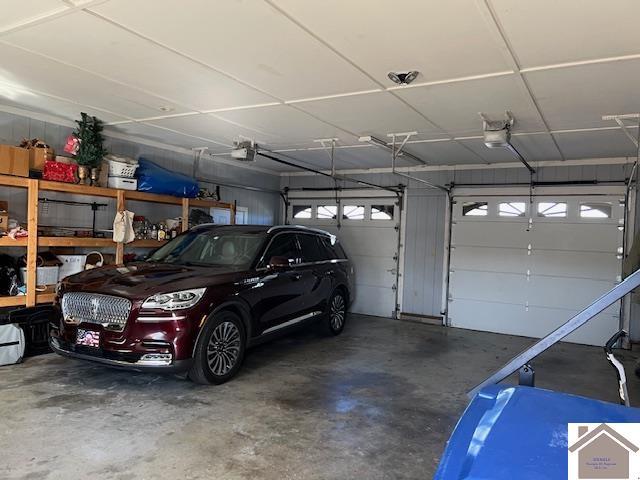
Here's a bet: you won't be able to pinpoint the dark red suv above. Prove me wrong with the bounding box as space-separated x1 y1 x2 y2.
49 225 353 384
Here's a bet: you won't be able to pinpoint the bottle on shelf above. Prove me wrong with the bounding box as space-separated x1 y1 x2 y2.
157 223 166 241
150 224 158 240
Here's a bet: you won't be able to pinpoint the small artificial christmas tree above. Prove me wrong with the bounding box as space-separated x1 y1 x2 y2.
74 112 107 168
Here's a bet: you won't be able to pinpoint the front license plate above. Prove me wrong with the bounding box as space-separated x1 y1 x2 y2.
76 328 101 348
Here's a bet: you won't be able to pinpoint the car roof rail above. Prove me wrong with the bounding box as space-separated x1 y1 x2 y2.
267 224 332 236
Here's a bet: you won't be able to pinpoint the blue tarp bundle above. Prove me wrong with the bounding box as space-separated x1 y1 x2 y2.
135 158 199 198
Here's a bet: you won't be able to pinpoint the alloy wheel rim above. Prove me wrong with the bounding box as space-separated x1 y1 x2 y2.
206 321 241 376
330 294 346 331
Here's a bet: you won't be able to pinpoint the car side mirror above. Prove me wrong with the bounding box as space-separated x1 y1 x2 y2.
267 256 290 270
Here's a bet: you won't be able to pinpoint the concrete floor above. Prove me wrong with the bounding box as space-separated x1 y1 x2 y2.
1 314 639 480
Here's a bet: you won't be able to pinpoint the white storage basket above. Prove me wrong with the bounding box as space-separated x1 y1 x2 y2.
108 176 138 190
106 157 138 178
57 255 87 280
21 266 59 286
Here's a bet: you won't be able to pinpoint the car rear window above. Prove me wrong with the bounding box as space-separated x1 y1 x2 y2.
297 233 328 262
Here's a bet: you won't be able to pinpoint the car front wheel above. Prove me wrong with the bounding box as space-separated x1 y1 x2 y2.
189 311 246 385
325 290 347 335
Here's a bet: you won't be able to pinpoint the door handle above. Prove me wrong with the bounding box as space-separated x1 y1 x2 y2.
327 270 335 276
291 273 302 281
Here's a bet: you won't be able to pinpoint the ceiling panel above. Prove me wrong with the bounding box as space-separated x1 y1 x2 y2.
90 0 378 100
0 0 67 31
148 113 278 147
510 134 562 162
292 91 441 138
0 92 127 124
107 122 230 153
491 0 640 67
459 134 562 163
216 105 357 144
271 0 512 86
404 141 483 165
525 59 640 130
395 74 545 136
0 42 188 120
553 129 638 160
3 11 275 112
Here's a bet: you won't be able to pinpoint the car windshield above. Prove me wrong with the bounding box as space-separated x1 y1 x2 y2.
147 230 266 268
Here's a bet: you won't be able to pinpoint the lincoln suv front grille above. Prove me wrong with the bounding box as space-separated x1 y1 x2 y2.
61 292 132 331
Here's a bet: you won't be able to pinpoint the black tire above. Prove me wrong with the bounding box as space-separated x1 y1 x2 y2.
324 289 347 336
188 311 246 385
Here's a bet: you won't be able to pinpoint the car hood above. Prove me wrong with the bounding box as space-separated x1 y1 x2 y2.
61 262 246 299
435 385 640 480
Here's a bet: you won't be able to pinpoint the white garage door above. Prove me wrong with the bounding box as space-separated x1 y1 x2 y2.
448 192 624 346
287 192 401 318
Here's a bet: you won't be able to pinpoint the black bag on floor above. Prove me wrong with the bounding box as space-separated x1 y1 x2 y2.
8 306 54 357
0 254 19 296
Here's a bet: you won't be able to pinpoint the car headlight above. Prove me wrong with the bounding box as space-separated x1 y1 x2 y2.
141 288 206 311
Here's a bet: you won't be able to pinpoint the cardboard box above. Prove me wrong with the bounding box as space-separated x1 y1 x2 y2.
0 145 29 177
0 201 8 233
29 147 55 171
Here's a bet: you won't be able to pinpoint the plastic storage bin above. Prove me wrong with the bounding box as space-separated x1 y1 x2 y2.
57 255 87 280
106 156 138 178
20 266 59 286
108 176 138 190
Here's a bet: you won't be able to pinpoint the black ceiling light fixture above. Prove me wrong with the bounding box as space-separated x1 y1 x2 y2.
387 70 420 86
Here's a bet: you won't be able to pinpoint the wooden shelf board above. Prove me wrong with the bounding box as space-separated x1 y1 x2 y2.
0 174 29 188
189 198 232 209
0 237 28 247
39 237 114 247
39 180 118 198
125 190 183 206
0 295 26 307
128 239 168 248
36 292 56 304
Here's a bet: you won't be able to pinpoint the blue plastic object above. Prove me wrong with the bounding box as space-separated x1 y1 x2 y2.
435 385 640 479
135 158 199 198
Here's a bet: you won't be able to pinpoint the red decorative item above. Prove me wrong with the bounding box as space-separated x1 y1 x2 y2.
43 160 78 183
63 134 80 155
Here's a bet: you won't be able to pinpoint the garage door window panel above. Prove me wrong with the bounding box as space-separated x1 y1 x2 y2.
580 202 612 219
537 202 567 218
371 205 394 220
317 205 337 219
462 201 488 216
499 202 526 217
292 205 312 219
342 205 365 220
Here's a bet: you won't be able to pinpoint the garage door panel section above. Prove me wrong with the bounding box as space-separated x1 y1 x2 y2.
350 255 396 288
529 223 621 252
527 275 617 311
449 194 623 346
351 285 395 318
451 270 529 305
530 250 620 280
452 221 532 249
451 246 529 274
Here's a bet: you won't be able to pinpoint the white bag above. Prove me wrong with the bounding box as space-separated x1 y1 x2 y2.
0 324 25 366
113 210 135 244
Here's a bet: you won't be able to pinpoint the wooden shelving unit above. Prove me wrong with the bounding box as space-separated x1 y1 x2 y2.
0 173 235 308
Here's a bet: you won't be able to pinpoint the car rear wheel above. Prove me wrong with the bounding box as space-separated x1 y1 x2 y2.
325 290 347 335
189 311 246 385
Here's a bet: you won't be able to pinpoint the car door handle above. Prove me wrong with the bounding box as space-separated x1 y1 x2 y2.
327 270 335 276
291 273 302 281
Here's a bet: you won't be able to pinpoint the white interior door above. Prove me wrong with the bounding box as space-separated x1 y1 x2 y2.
288 192 401 318
448 192 624 346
